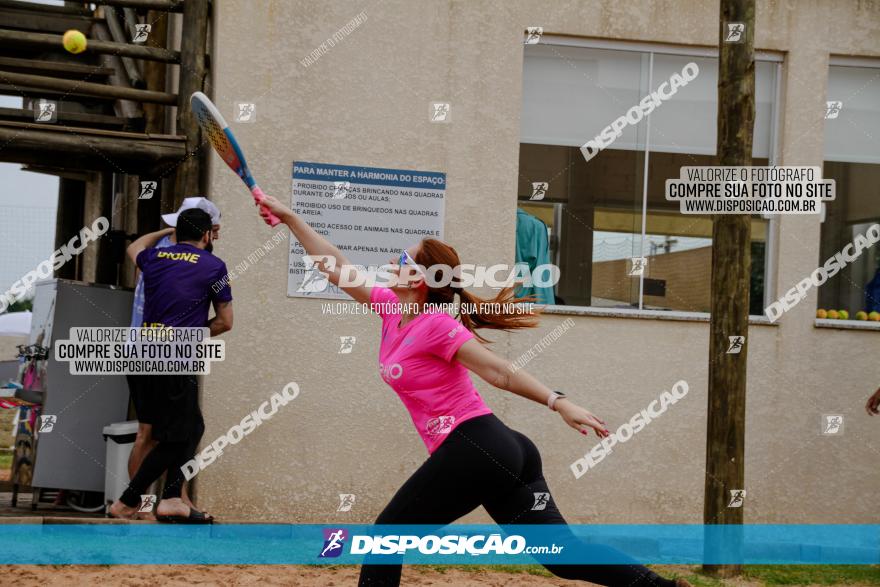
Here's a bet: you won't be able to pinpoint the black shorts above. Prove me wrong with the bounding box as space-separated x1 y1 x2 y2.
126 374 204 443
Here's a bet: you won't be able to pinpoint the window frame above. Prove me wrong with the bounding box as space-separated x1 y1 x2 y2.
520 35 784 319
812 56 880 330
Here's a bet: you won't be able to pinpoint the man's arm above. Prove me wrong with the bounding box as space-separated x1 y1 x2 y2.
208 300 233 336
127 228 174 265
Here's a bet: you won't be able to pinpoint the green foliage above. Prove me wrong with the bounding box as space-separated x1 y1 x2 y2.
742 565 880 585
5 298 33 313
414 564 880 585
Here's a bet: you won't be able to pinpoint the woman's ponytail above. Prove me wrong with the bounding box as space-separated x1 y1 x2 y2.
456 286 540 343
415 239 541 344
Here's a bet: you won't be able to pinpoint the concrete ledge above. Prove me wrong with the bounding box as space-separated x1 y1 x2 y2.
0 515 283 525
42 516 142 525
0 516 42 524
541 305 777 326
815 318 880 331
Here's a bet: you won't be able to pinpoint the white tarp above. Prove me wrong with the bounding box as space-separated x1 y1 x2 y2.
0 310 31 336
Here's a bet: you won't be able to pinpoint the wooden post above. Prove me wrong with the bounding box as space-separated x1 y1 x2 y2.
0 122 187 169
0 0 91 15
0 70 177 104
80 173 108 283
173 0 209 203
90 0 185 12
123 174 140 287
142 11 169 134
0 56 115 80
140 9 169 233
703 0 755 577
92 21 143 121
103 5 145 88
55 178 86 281
0 29 180 62
122 7 139 32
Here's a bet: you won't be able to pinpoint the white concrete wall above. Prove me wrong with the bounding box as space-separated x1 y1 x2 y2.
197 0 880 524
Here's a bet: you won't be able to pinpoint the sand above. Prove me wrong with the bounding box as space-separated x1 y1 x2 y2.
5 564 879 586
2 565 589 586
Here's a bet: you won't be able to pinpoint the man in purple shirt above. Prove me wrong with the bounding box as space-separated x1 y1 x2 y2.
109 208 233 523
125 197 222 518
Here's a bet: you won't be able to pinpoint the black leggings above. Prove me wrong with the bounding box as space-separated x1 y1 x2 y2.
120 374 204 508
119 433 201 507
358 414 674 587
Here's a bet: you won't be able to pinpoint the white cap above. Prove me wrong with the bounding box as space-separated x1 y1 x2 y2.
161 197 222 227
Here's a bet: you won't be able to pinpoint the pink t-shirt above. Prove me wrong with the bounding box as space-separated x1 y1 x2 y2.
370 287 493 453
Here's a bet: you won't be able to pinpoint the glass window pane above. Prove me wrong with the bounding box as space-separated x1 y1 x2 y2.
648 55 776 158
824 66 880 164
821 65 880 315
640 152 769 313
519 46 649 307
522 45 648 149
519 44 776 313
819 65 880 316
643 53 775 314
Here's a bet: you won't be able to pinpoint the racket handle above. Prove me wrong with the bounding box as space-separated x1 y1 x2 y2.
251 186 282 227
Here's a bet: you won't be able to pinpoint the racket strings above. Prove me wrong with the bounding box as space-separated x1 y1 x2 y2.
194 106 234 161
191 97 251 184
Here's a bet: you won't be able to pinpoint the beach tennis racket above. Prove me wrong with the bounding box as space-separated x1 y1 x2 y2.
190 91 281 227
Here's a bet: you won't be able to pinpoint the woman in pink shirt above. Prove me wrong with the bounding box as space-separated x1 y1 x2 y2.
259 196 689 587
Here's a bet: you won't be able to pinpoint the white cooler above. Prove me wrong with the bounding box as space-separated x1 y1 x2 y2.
102 420 139 505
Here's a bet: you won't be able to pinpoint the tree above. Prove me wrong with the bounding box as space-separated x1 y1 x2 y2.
703 0 755 577
7 298 33 313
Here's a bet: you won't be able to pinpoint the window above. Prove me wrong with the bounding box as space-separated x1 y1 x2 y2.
819 62 880 316
517 40 780 315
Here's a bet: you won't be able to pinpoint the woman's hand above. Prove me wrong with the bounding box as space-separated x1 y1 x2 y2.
257 194 294 224
556 400 610 438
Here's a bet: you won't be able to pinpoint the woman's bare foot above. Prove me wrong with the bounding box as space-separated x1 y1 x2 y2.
107 500 138 520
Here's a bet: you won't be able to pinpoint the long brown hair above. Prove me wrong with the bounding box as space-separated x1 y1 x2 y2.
414 238 540 343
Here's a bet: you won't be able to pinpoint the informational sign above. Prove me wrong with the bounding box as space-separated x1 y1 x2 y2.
288 161 446 299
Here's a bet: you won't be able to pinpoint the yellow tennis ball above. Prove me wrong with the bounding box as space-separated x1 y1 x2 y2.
62 30 87 54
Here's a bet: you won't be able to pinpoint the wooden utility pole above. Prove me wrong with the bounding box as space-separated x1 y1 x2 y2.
703 0 755 577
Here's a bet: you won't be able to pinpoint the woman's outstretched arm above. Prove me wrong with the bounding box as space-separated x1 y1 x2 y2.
454 339 610 438
259 194 372 305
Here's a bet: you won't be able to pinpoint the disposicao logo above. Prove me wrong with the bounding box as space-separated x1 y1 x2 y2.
426 416 456 436
319 528 348 558
580 62 699 162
